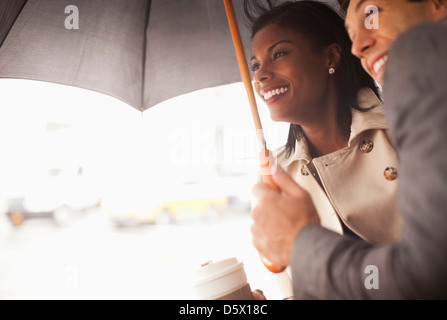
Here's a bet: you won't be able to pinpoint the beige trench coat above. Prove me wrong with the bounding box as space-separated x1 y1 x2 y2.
268 88 402 299
275 87 402 244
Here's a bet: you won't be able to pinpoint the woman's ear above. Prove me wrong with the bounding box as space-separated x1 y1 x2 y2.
326 43 342 70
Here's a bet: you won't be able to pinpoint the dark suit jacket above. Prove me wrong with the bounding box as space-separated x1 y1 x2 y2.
290 19 447 299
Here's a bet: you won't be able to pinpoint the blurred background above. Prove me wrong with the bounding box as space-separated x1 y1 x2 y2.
0 78 290 300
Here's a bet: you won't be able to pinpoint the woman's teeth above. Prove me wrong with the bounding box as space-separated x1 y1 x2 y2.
373 55 388 74
263 87 289 100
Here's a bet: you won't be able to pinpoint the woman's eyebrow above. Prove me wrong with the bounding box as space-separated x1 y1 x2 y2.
251 40 293 61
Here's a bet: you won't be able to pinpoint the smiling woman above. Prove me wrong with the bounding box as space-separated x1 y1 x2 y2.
245 0 380 157
245 0 402 299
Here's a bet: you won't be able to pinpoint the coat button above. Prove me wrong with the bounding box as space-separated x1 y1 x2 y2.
360 140 374 153
301 165 309 176
384 167 398 181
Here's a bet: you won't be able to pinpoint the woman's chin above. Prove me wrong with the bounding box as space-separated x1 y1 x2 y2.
268 112 286 123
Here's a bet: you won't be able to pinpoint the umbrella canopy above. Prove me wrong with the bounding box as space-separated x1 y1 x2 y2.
0 0 252 112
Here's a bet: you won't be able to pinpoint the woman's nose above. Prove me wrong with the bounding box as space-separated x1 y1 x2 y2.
253 66 273 84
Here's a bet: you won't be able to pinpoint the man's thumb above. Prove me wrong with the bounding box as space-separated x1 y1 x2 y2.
272 165 305 197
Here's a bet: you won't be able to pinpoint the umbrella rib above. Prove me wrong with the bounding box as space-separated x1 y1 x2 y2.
0 0 28 48
141 0 152 112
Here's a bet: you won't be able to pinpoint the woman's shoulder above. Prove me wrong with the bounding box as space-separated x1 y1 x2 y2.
273 139 311 169
355 87 384 113
273 144 288 164
349 87 389 140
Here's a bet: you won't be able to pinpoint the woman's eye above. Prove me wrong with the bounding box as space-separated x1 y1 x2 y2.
251 63 260 72
273 51 287 60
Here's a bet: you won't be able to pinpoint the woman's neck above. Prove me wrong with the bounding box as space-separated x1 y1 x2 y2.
301 99 351 158
305 125 349 158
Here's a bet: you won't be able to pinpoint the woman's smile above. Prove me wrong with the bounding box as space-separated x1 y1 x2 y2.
260 86 290 103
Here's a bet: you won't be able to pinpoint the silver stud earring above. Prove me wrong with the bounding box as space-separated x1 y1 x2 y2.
329 67 335 74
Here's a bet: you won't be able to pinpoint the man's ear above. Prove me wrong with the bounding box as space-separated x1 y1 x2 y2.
430 0 447 19
326 43 342 70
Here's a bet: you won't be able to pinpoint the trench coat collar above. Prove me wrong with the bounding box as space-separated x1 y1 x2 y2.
276 87 388 167
349 87 388 144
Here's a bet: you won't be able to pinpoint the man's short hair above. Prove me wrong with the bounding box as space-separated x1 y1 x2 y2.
338 0 426 13
338 0 349 12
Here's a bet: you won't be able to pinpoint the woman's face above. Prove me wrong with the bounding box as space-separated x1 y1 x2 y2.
251 24 331 124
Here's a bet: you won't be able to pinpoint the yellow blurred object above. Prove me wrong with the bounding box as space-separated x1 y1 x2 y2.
102 181 230 226
155 196 228 223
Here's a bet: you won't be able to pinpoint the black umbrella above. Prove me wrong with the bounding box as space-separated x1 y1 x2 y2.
0 0 252 112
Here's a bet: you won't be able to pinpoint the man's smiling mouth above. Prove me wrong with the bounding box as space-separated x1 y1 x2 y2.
372 55 388 75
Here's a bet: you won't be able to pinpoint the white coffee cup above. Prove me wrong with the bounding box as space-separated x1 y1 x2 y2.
193 257 253 300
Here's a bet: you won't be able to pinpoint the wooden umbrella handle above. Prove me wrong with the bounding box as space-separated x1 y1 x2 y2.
223 0 286 274
223 0 262 133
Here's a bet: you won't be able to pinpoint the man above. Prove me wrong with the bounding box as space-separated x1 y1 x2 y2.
251 0 447 299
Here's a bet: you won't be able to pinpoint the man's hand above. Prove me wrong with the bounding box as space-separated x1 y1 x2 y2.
252 289 267 300
251 165 320 267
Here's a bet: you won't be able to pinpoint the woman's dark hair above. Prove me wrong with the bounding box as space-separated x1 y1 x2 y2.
244 0 381 157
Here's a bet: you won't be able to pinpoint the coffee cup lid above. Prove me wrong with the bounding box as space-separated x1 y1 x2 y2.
193 257 248 300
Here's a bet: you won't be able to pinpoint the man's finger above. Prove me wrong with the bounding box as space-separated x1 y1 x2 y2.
252 181 274 199
272 165 306 198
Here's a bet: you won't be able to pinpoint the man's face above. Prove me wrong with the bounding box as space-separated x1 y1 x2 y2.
345 0 436 86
